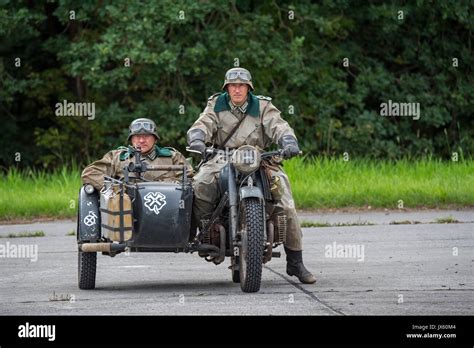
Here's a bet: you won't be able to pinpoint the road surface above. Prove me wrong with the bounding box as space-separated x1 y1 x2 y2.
0 210 472 315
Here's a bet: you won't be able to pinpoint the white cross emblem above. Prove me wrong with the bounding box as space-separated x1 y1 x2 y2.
84 211 98 226
143 192 167 215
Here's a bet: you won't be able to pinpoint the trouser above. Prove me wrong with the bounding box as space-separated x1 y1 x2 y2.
192 156 303 251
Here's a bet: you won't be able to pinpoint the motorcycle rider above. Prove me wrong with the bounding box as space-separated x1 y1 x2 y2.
82 118 192 189
187 68 316 284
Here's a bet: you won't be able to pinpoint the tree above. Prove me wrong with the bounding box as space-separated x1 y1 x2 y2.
0 0 472 169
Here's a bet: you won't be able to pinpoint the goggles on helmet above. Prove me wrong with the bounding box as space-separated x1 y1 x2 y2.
130 121 155 133
226 70 251 82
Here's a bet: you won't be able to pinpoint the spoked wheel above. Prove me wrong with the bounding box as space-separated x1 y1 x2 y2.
238 198 265 293
78 250 97 290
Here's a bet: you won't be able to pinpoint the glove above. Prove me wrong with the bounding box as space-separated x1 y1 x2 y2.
187 128 206 155
189 140 206 154
279 135 300 159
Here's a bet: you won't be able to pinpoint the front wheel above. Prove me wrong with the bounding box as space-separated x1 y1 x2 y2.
239 198 265 293
78 250 97 289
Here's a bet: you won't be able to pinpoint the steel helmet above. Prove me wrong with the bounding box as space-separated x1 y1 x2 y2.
222 67 254 91
127 118 160 141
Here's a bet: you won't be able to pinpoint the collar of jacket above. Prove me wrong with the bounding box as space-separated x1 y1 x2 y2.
230 99 248 113
118 145 172 161
214 92 260 117
145 147 157 160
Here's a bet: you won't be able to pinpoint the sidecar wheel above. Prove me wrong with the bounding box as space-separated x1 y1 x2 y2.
239 198 264 293
78 250 97 290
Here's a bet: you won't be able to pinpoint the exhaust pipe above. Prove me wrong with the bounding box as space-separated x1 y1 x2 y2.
194 244 220 257
79 243 126 253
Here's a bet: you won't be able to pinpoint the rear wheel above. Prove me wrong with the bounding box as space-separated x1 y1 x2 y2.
78 250 97 290
238 198 265 293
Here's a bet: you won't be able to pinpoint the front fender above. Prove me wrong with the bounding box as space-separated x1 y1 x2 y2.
77 186 101 243
239 186 263 200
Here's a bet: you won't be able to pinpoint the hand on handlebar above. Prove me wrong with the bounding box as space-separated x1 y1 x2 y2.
278 135 301 159
188 140 206 155
281 144 300 159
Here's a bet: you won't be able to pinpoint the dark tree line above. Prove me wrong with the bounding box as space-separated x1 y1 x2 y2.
1 0 472 169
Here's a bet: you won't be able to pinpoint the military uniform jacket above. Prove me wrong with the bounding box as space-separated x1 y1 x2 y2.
81 146 193 190
188 92 296 150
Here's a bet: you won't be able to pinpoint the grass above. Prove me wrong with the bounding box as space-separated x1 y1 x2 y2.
0 157 473 221
301 221 331 228
0 231 45 238
389 220 422 225
0 166 81 221
435 216 460 224
66 230 76 236
285 157 474 209
303 219 464 227
301 220 374 228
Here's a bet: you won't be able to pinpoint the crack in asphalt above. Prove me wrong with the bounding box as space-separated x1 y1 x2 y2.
318 288 473 292
264 265 345 315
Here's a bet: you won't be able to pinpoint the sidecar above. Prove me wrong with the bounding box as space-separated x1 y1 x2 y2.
77 168 193 289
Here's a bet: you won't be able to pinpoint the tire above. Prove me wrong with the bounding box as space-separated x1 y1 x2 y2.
78 250 97 290
239 198 265 293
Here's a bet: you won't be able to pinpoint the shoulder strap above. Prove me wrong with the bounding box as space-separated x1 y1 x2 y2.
259 101 272 148
219 113 248 149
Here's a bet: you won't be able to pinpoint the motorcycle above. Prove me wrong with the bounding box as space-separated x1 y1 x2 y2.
77 145 288 293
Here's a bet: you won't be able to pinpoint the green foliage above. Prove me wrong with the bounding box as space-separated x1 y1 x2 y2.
0 0 473 169
0 231 46 238
1 158 472 220
285 156 474 209
0 165 81 220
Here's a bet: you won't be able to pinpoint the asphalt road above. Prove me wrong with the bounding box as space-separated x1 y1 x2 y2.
0 210 472 315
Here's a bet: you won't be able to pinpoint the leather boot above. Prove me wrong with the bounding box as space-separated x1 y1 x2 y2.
285 246 316 284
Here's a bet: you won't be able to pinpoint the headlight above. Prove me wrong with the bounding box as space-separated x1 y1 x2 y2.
232 145 261 174
84 184 95 194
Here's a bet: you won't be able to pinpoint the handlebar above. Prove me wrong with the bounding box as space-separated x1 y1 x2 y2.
144 165 186 171
186 146 302 159
261 150 283 158
126 162 187 175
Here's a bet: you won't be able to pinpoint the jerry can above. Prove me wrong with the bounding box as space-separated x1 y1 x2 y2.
100 182 133 242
